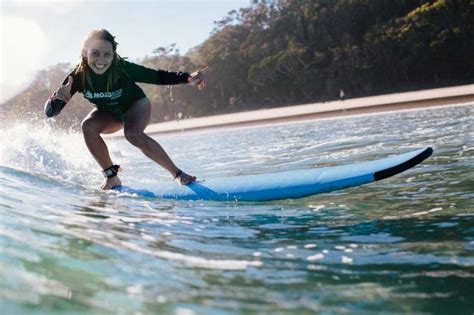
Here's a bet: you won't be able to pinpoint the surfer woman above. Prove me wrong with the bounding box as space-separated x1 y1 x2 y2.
44 29 206 189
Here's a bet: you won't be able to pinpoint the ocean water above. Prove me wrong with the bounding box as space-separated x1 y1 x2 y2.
0 104 473 315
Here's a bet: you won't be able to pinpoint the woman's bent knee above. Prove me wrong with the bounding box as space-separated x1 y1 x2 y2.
81 119 100 136
124 131 146 147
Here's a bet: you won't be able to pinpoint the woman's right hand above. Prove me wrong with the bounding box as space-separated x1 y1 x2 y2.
51 76 73 102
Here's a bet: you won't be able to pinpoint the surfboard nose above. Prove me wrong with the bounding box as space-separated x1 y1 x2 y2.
374 147 433 181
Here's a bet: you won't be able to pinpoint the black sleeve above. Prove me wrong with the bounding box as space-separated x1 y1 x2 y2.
60 66 83 96
123 60 190 85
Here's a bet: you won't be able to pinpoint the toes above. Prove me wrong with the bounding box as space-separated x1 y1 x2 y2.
178 173 196 185
173 170 196 185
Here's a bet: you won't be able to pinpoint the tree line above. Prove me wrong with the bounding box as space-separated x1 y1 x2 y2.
2 0 473 129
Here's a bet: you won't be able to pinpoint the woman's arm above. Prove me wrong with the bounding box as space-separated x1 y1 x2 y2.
44 72 78 117
124 60 190 85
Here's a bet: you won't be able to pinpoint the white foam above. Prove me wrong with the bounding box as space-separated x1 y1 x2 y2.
342 256 353 264
0 122 97 185
307 253 324 261
118 240 263 270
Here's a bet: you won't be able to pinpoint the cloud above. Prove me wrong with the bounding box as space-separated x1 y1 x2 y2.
1 15 48 102
7 0 86 16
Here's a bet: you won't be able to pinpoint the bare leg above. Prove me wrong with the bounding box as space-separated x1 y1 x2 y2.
81 109 123 189
122 97 196 184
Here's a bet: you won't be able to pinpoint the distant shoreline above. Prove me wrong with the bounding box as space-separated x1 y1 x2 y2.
107 84 474 138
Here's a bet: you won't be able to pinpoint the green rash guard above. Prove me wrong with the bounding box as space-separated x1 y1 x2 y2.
62 59 190 117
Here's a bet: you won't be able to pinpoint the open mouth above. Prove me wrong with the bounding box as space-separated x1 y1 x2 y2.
95 64 106 69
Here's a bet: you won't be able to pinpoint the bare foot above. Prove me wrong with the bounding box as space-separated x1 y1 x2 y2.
174 170 196 185
101 176 122 190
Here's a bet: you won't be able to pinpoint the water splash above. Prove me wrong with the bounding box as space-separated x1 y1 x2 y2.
0 121 97 185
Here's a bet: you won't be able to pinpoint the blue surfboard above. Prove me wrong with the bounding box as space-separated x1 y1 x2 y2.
115 147 433 201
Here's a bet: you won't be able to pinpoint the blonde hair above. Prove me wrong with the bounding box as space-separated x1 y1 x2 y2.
75 29 127 91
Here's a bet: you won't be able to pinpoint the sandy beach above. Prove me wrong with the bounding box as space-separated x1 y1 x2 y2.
107 84 473 138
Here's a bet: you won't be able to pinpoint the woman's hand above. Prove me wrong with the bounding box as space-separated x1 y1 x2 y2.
188 66 208 90
51 76 73 102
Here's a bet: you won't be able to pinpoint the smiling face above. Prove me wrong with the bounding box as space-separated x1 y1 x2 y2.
84 39 114 74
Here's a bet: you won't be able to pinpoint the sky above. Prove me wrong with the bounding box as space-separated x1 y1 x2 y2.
0 0 249 102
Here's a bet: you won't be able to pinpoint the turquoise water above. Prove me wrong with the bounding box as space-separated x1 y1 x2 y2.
1 104 473 314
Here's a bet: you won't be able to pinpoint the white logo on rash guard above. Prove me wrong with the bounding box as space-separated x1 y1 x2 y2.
84 89 123 100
